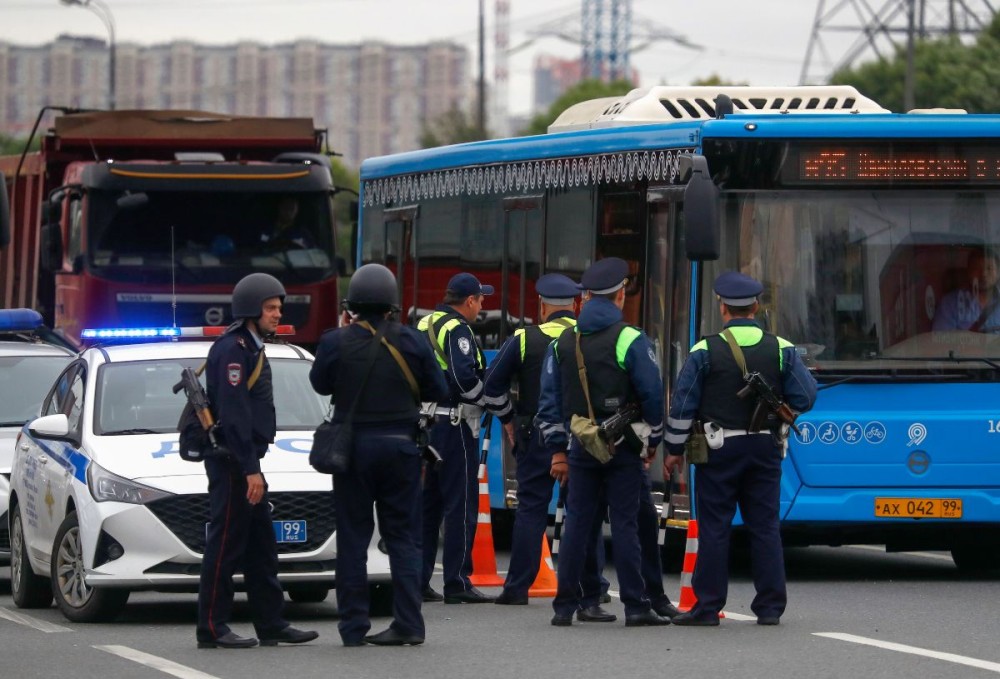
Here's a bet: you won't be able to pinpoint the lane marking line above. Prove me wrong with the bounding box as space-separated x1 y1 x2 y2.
0 607 71 633
95 645 223 679
815 632 1000 673
844 545 953 562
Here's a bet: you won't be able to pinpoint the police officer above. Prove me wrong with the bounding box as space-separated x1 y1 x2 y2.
310 264 449 646
418 272 496 604
483 274 609 619
665 271 817 627
536 257 668 627
196 273 318 649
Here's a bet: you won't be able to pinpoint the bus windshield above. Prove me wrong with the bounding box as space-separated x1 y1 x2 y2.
85 190 336 285
701 189 1000 374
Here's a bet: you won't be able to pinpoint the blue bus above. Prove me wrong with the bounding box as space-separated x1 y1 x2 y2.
359 85 1000 569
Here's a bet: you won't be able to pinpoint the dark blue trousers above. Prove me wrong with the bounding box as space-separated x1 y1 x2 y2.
553 444 650 617
335 426 424 644
197 458 286 642
691 434 786 619
504 428 605 600
421 417 477 594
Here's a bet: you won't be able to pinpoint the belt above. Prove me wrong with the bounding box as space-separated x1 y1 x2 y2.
722 429 769 438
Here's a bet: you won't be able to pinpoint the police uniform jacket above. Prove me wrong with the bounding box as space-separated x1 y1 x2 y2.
417 304 487 408
206 322 275 476
536 297 664 454
309 315 448 428
664 318 818 454
483 311 576 424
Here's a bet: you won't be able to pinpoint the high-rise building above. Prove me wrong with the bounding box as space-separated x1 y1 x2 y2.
532 54 584 113
0 36 471 169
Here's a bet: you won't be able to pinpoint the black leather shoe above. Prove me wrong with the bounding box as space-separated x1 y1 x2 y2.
576 605 617 622
671 611 720 627
259 626 319 646
653 601 682 620
197 632 259 649
757 616 780 626
364 628 424 646
551 613 573 627
444 587 495 604
494 590 529 605
422 586 444 603
342 638 366 647
625 610 670 627
599 592 612 604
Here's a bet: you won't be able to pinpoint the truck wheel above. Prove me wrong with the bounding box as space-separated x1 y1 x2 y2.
10 506 53 609
287 585 329 603
51 511 129 622
951 545 1000 572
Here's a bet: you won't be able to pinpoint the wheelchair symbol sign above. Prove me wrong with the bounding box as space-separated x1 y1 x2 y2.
818 421 839 444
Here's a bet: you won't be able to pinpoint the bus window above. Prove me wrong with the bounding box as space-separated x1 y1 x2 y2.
545 186 594 277
361 207 385 263
597 189 645 325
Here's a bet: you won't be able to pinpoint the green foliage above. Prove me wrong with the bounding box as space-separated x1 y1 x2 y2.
519 78 636 137
420 108 489 148
0 134 38 156
329 156 360 275
690 74 748 87
831 14 1000 112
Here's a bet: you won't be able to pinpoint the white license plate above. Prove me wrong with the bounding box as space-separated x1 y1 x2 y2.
273 520 307 543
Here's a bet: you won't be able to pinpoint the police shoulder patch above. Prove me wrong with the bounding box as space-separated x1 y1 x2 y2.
648 347 658 367
227 362 242 386
457 336 471 355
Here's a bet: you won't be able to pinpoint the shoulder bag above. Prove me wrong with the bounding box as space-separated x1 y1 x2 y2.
568 331 614 464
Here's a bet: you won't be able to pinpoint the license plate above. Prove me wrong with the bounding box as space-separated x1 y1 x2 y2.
273 520 307 543
874 498 963 519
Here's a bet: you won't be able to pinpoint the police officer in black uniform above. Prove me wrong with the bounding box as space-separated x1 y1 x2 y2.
196 272 318 649
417 273 495 604
310 264 449 646
665 271 817 627
536 257 668 627
483 274 608 617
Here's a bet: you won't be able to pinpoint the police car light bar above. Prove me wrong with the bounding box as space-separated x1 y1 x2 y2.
80 325 296 340
0 308 44 333
178 325 296 337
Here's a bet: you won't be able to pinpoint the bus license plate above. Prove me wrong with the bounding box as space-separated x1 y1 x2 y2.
273 520 307 543
874 498 962 519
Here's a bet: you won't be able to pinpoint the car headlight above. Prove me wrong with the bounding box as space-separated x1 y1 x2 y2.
87 462 173 504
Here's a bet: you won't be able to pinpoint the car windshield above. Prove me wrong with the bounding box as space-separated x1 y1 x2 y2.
96 356 326 435
0 354 72 426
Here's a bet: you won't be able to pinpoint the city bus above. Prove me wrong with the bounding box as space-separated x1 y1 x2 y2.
358 85 1000 569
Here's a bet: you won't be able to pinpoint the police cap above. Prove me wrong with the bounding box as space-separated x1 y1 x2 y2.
447 272 494 297
535 273 579 305
714 271 763 306
579 257 629 294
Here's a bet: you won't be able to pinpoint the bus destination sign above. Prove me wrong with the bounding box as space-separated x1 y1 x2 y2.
784 144 1000 185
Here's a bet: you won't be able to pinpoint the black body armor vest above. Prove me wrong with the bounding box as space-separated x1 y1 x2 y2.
557 322 635 420
699 332 783 430
332 322 419 424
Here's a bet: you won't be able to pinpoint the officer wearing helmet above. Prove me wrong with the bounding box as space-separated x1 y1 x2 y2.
197 273 318 650
310 264 448 646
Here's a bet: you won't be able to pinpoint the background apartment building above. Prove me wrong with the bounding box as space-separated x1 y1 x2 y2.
0 35 471 169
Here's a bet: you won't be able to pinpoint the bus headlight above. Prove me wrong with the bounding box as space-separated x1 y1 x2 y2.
87 462 173 504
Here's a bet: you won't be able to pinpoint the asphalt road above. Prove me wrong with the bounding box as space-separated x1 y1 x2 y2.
3 546 1000 679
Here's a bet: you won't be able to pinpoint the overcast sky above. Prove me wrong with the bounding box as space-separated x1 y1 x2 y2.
4 0 846 115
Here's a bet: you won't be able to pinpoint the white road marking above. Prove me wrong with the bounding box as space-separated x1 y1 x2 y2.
815 633 1000 673
844 545 953 561
0 607 71 633
95 645 223 679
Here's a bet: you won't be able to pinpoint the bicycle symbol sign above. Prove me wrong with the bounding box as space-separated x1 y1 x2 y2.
864 422 886 444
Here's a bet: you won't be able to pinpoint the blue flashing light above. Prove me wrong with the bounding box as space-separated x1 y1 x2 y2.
0 308 44 333
81 327 181 340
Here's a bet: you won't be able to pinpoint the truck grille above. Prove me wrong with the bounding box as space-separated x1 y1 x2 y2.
146 492 335 555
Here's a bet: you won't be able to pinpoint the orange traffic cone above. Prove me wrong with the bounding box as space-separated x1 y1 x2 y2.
528 536 558 597
677 519 699 611
469 468 505 587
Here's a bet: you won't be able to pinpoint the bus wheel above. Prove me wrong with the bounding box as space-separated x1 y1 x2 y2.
951 545 1000 572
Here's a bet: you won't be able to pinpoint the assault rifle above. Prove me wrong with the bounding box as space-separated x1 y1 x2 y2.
173 367 228 460
598 402 642 455
737 371 802 437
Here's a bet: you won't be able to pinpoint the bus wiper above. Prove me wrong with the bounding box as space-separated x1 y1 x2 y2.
102 428 159 435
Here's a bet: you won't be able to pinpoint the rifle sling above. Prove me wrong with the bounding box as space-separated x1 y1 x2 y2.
193 344 265 390
720 328 749 379
574 332 598 423
358 320 420 404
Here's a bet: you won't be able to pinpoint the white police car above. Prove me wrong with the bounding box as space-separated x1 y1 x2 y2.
0 310 76 564
9 326 391 622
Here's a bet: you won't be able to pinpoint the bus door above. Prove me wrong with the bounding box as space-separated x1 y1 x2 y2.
381 205 418 326
495 195 544 509
645 186 692 526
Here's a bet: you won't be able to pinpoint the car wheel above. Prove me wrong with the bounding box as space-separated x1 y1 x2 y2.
951 544 1000 572
51 511 129 622
10 506 53 609
287 585 329 603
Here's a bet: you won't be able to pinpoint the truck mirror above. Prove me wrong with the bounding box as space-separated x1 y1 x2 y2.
46 193 63 225
39 222 64 272
334 255 347 277
0 172 9 250
681 155 720 261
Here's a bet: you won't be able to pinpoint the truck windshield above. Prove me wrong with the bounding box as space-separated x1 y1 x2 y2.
701 189 1000 377
87 190 336 285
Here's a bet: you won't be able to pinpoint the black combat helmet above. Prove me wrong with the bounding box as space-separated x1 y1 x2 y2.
345 263 399 312
231 273 286 319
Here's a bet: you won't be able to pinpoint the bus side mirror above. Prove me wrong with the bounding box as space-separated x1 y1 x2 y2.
680 155 720 261
0 172 10 250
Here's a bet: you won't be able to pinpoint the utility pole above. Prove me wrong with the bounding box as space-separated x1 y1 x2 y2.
478 0 487 138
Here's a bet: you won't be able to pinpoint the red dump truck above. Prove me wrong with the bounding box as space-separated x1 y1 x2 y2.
0 109 345 343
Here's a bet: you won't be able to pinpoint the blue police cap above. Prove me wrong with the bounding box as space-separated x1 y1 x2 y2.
535 273 579 304
579 257 629 294
713 271 763 306
447 272 494 297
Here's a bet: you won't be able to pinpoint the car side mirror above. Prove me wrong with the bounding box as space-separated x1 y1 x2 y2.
28 413 71 440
